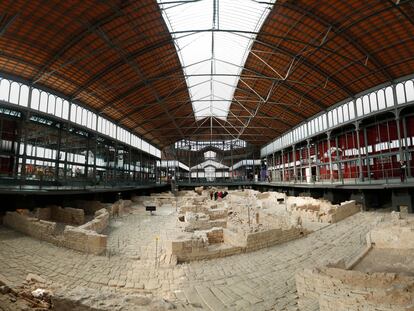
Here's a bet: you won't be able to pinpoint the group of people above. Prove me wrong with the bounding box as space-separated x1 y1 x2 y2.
209 190 228 201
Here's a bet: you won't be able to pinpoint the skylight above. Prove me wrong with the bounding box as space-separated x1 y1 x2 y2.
158 0 275 121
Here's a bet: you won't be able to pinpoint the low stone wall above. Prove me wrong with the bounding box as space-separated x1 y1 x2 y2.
53 206 84 225
296 267 414 311
62 226 107 255
168 225 307 262
166 231 242 262
291 200 360 224
367 223 414 249
328 200 361 223
79 209 109 234
3 210 107 255
223 226 307 251
183 212 227 232
206 227 224 244
74 200 104 215
245 227 306 251
36 206 85 225
3 211 56 241
206 208 227 220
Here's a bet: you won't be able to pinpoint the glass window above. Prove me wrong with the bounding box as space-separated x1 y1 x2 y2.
55 97 62 118
343 105 349 121
31 88 40 110
91 113 97 130
98 117 102 133
333 109 338 125
62 100 69 119
337 107 343 123
362 95 370 114
9 82 20 104
47 95 56 115
87 111 92 129
82 108 87 127
39 91 48 112
0 79 10 102
396 83 406 104
370 93 378 112
349 101 356 119
19 85 29 107
159 0 276 121
328 110 333 127
377 90 386 110
76 106 82 124
356 98 363 116
70 104 77 122
385 86 395 107
405 80 414 102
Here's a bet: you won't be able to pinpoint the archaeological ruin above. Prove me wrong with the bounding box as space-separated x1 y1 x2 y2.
1 186 413 310
1 0 414 310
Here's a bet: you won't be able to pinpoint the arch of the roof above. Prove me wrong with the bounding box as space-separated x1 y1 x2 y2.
230 0 414 145
1 0 414 148
0 0 194 147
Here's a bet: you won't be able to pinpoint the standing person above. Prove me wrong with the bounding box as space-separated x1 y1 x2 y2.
214 192 218 201
210 190 214 200
400 160 407 182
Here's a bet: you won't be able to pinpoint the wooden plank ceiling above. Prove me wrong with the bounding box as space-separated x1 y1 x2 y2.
0 0 414 147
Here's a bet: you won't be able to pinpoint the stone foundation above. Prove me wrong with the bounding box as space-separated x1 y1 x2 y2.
291 199 360 223
79 208 109 234
296 267 414 311
36 205 85 225
167 225 308 262
296 214 414 311
3 208 108 255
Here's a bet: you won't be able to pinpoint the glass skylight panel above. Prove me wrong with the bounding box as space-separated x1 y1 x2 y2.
158 0 275 120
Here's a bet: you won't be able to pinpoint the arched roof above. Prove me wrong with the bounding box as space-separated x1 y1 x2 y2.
0 0 192 147
1 0 414 147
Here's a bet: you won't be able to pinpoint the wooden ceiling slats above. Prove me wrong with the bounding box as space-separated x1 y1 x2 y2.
0 0 414 146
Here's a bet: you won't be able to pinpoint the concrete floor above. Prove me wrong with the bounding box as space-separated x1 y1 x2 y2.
0 206 390 310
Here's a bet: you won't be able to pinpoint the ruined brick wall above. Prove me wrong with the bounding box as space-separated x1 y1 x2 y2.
78 208 109 234
35 207 52 221
367 224 414 249
245 227 307 251
3 211 106 255
206 228 224 244
74 200 104 215
62 227 107 255
290 200 360 224
223 226 307 251
50 206 85 225
3 211 56 241
296 267 414 311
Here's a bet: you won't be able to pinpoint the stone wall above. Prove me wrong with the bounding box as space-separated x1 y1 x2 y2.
3 210 107 255
206 228 224 244
74 200 104 215
62 226 107 255
168 225 307 262
367 223 414 249
52 206 85 225
291 200 360 224
78 209 109 234
245 227 306 251
223 226 307 251
36 206 85 225
183 212 227 232
3 211 57 241
296 267 414 311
